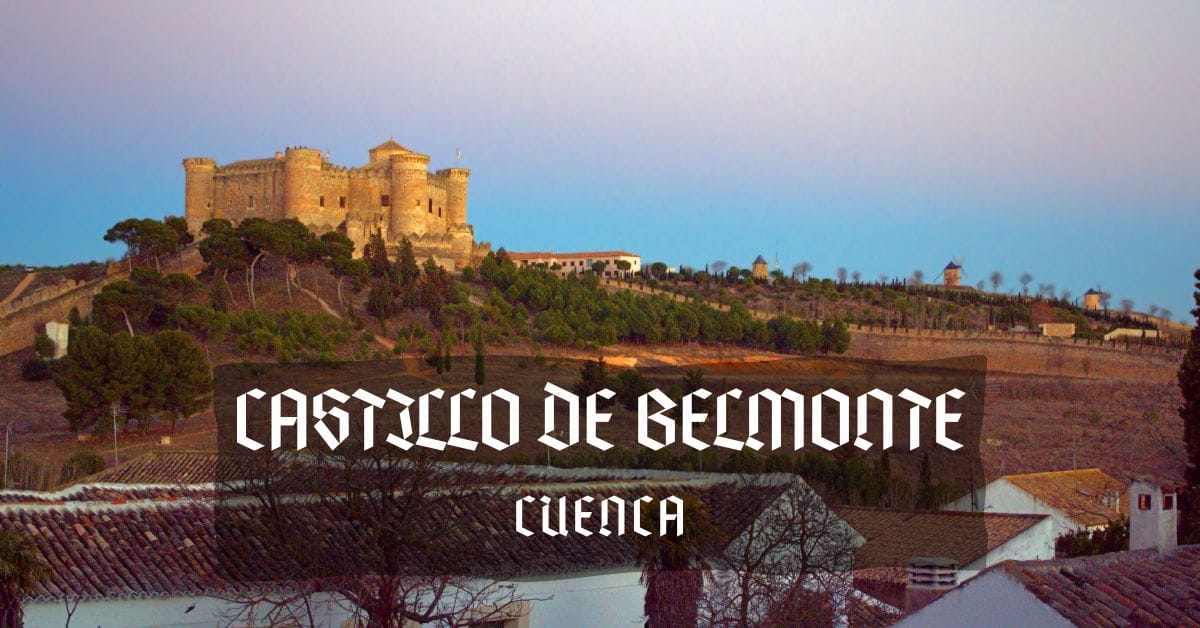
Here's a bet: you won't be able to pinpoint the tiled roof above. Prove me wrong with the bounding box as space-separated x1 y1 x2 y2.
3 477 791 602
835 507 1047 569
370 139 411 153
72 451 663 489
753 255 768 265
944 261 962 270
506 251 639 261
0 485 214 505
1001 468 1126 527
1001 545 1200 626
80 451 225 485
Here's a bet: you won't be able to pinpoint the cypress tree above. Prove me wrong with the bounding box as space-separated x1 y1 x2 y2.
1178 269 1200 543
473 324 486 386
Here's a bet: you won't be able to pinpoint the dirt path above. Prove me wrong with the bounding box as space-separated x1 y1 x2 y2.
297 283 395 351
0 272 36 306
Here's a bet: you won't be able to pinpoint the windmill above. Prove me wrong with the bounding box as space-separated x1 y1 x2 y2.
933 256 966 287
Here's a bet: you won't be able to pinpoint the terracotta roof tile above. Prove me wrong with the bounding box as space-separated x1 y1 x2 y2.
1001 468 1126 527
3 477 791 602
835 507 1047 568
1001 545 1200 627
506 251 638 261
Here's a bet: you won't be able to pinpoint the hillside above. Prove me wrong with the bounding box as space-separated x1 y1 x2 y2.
0 229 1191 493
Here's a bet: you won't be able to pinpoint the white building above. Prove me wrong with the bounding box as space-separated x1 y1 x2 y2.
506 250 641 278
836 507 1056 585
944 468 1125 541
900 483 1193 627
1104 328 1161 342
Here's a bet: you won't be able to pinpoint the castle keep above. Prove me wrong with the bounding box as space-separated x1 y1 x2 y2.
183 140 488 268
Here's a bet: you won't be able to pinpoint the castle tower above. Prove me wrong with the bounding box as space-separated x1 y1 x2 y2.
182 157 216 234
1084 288 1101 311
369 139 411 164
943 261 962 287
439 168 470 225
389 151 432 237
282 147 323 225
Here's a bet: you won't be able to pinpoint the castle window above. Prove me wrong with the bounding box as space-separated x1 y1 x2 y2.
248 195 255 208
339 196 346 208
1164 494 1175 510
428 198 433 214
1138 494 1152 510
381 194 390 207
319 195 325 208
438 207 442 217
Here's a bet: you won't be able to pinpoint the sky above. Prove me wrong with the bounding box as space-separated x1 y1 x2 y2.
1 1 1197 319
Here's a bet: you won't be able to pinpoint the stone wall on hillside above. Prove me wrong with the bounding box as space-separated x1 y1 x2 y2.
845 328 1179 381
0 247 204 356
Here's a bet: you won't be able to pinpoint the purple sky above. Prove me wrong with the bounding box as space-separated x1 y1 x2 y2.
1 1 1197 318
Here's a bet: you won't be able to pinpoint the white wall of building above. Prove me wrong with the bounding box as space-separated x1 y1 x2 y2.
514 570 646 627
958 517 1056 582
27 594 355 627
945 479 1083 540
896 570 1070 628
27 572 648 628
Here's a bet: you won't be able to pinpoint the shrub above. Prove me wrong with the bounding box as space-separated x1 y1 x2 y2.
33 332 56 359
20 357 51 382
59 450 107 484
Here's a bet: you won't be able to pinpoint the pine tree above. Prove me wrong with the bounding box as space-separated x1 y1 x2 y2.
1178 269 1200 543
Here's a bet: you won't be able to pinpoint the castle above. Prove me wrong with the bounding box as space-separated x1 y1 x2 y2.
183 140 489 269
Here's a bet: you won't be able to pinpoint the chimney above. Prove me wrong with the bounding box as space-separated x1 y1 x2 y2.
1128 481 1178 552
905 557 958 613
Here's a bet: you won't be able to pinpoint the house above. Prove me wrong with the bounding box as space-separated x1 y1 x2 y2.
943 468 1125 540
5 458 862 627
899 483 1195 626
835 507 1055 584
505 250 641 278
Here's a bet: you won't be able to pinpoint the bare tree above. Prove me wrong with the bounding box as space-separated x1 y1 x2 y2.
976 280 986 291
851 270 861 284
911 270 924 286
1121 299 1134 316
1019 272 1033 296
878 274 889 286
836 267 847 284
219 451 536 627
711 260 729 282
1061 289 1072 303
989 271 1003 292
793 261 812 282
696 478 858 627
1161 309 1173 323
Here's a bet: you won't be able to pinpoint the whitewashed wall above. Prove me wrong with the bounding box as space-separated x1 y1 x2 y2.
945 479 1082 539
897 570 1071 628
26 572 648 627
